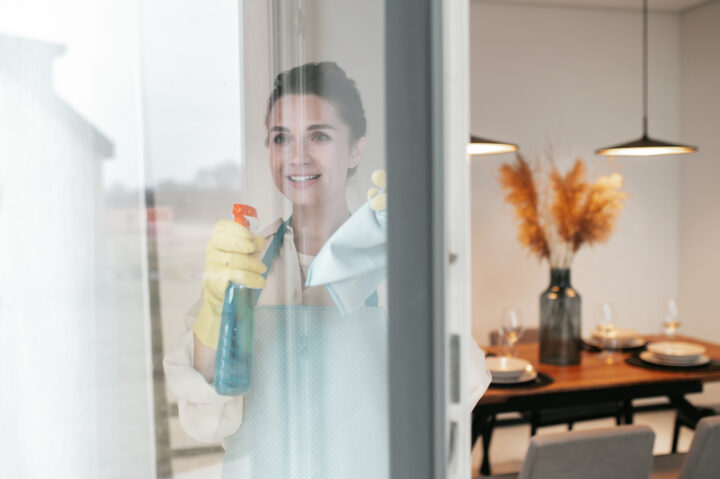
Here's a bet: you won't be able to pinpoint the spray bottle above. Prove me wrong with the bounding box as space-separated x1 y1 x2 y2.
214 203 259 396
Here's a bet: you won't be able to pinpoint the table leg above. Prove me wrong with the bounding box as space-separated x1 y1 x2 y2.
623 400 634 425
476 413 495 476
672 414 681 453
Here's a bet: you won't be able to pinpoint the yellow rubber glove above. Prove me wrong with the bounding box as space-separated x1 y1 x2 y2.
367 169 387 212
193 220 267 350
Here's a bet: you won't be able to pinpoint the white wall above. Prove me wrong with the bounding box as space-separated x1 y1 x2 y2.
679 0 720 343
469 1 684 345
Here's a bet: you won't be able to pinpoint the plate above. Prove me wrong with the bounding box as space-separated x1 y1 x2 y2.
592 327 640 343
639 350 710 367
486 356 531 379
492 368 538 384
585 336 646 350
647 341 706 360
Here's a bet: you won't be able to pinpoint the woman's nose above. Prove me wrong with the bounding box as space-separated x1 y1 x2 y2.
288 139 310 165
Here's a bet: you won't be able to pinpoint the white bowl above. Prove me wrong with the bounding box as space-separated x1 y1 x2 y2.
492 368 538 384
486 356 531 379
585 336 646 350
640 350 710 367
647 341 706 360
592 327 639 341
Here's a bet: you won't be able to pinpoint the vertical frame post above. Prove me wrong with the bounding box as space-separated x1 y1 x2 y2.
386 0 446 477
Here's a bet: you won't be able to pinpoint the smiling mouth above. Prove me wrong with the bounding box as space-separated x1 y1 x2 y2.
287 175 321 183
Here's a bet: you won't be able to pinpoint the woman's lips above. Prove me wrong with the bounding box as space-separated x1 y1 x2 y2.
287 174 321 188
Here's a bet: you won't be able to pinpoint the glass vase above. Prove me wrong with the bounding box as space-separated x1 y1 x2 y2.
539 268 581 365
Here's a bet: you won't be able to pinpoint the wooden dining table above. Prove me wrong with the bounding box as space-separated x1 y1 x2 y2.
472 334 720 476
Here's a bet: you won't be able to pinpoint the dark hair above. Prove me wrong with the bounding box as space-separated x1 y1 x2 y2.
264 62 366 145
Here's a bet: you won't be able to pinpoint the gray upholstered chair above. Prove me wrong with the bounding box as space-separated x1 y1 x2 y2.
671 403 720 453
652 415 720 479
481 425 655 479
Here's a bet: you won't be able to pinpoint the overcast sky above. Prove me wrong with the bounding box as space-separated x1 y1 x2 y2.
0 0 244 187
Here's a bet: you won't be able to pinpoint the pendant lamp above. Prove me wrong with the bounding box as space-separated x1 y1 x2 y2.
467 135 518 156
596 0 696 157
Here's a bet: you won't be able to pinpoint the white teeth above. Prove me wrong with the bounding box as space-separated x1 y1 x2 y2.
289 175 320 182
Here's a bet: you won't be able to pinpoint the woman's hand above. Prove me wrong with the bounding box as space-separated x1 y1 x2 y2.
367 170 387 212
193 220 267 380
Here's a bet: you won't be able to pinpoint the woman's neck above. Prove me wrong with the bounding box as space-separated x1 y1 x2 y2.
291 201 350 256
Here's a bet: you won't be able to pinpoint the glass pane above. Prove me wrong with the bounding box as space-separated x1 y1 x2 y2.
148 0 391 477
137 1 246 476
2 0 476 477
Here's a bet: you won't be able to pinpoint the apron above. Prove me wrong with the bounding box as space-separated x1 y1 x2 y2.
222 219 389 479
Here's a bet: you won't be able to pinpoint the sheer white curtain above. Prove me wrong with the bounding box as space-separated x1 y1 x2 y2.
0 3 154 477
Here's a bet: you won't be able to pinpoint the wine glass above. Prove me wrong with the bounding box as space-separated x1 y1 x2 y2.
502 308 524 357
594 302 617 337
662 299 681 338
594 302 620 363
601 336 621 364
495 326 509 357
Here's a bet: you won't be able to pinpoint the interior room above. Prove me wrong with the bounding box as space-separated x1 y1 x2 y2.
469 0 720 476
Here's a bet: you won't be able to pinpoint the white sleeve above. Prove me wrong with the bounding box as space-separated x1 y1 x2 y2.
163 330 245 444
468 339 492 407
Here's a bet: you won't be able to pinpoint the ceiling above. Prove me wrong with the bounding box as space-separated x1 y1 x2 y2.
473 0 713 13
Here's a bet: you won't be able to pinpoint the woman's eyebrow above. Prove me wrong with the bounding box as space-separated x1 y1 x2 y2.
307 124 336 131
269 126 290 133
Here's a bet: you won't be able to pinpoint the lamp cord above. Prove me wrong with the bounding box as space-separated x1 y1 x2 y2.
643 0 648 137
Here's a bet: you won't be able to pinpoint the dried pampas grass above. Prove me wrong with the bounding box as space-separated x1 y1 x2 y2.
498 154 627 268
498 154 550 261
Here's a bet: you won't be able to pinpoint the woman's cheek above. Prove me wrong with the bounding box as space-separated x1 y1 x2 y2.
269 157 284 189
309 141 335 158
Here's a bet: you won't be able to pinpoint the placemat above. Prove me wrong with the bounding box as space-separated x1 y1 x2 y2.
582 339 647 353
489 371 554 389
625 353 720 372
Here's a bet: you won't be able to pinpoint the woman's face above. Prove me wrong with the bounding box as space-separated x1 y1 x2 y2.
266 94 364 207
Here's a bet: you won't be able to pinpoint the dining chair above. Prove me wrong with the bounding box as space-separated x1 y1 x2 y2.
652 415 720 479
480 425 655 479
671 402 719 453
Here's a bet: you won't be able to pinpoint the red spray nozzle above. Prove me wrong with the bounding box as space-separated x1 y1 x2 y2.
233 204 257 228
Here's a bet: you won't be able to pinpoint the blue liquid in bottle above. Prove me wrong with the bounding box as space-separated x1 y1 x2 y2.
213 203 258 396
214 283 254 395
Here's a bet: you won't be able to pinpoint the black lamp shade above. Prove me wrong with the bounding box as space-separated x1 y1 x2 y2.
596 0 697 157
596 135 697 157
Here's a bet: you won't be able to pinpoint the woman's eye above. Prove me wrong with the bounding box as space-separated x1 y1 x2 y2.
272 134 290 145
310 132 331 142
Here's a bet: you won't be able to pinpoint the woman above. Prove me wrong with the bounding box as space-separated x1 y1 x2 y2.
164 61 391 475
191 62 377 382
164 61 489 477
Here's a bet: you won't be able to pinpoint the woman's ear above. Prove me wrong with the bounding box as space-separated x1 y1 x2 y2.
349 136 365 168
349 137 366 169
